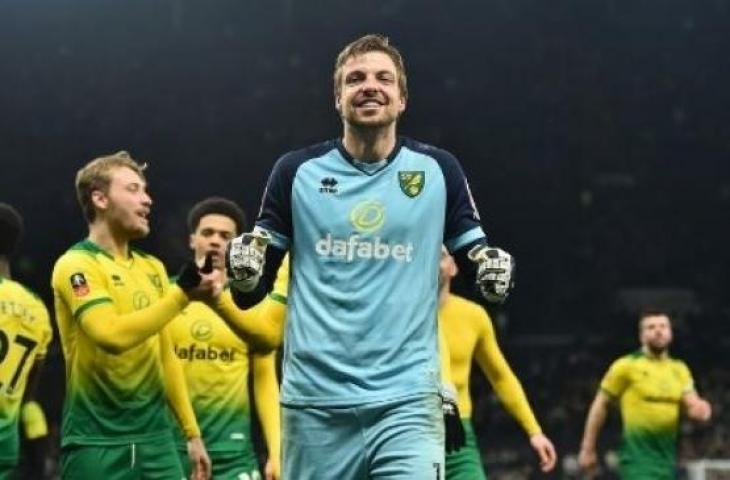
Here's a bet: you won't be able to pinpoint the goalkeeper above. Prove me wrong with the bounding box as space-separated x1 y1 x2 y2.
226 34 515 480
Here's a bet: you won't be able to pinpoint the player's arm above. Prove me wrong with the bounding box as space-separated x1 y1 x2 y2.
436 321 466 453
228 153 298 308
473 314 542 436
77 290 187 353
437 323 453 385
679 364 712 422
473 310 556 471
159 326 200 439
159 327 211 479
53 254 211 354
578 390 612 472
252 352 281 480
435 150 514 304
579 358 626 472
212 290 285 351
682 391 712 422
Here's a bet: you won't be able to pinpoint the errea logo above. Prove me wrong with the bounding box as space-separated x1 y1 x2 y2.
319 177 339 194
315 199 414 263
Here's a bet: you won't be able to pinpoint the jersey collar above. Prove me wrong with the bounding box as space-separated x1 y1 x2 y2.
335 136 403 176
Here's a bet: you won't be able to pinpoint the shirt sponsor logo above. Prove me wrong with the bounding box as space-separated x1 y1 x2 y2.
191 319 213 342
132 291 151 310
316 199 414 262
70 273 89 297
174 343 237 363
350 200 385 233
316 234 414 262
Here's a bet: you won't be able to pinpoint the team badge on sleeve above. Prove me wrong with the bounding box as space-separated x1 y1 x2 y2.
70 273 90 297
398 171 425 198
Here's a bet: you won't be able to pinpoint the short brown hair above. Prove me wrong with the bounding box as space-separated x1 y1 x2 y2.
75 151 147 222
638 307 671 329
333 34 408 101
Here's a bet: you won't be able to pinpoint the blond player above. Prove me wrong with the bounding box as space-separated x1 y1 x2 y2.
51 152 217 479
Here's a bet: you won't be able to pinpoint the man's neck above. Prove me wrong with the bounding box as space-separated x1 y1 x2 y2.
88 221 130 259
342 124 398 163
0 258 10 279
642 345 668 359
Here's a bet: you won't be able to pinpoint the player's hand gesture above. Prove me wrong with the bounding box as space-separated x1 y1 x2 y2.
467 245 515 303
529 433 557 472
226 228 270 292
178 253 222 302
187 436 212 480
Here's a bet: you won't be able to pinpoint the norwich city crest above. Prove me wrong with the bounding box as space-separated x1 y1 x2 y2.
398 171 425 198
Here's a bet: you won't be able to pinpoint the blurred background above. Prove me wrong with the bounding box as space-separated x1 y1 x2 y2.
1 0 728 478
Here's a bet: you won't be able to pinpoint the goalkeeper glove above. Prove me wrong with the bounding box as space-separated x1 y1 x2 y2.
468 244 515 303
226 227 270 292
441 383 466 454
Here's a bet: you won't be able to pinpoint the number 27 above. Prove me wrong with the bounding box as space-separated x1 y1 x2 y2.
0 329 38 395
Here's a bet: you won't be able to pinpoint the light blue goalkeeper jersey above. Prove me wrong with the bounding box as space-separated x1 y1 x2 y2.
256 137 485 407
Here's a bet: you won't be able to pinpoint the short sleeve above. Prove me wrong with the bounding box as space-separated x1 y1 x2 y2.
599 358 631 398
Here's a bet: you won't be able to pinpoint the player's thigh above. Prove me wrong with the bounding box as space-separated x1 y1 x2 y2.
445 419 486 480
282 405 367 480
368 394 445 480
61 444 134 480
211 450 261 480
136 439 185 480
445 445 486 480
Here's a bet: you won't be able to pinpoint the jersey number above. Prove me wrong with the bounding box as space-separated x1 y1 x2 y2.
0 329 38 395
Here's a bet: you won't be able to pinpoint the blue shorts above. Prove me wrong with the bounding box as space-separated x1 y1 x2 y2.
282 394 444 480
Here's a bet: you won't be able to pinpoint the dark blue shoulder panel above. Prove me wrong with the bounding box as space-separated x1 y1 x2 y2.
255 140 337 240
402 138 485 247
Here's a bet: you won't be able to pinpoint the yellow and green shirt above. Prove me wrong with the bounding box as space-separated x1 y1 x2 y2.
168 296 261 453
0 276 52 465
439 293 541 436
51 240 177 446
600 350 694 479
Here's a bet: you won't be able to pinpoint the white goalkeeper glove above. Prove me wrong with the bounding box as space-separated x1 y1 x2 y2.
468 244 514 303
226 227 270 292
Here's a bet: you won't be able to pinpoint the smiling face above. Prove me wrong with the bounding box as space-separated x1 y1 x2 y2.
91 166 152 240
335 51 407 129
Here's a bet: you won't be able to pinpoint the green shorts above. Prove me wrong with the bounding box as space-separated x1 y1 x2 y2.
445 419 486 480
178 448 261 480
0 464 16 480
61 439 184 480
